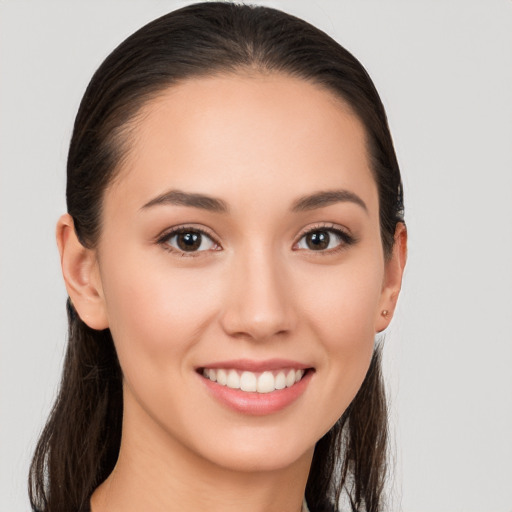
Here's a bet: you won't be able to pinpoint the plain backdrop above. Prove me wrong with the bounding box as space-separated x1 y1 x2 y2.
1 1 511 511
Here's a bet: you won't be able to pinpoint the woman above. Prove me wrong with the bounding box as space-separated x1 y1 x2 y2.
29 3 406 512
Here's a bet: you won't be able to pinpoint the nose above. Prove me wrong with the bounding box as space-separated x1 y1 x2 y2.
219 246 297 341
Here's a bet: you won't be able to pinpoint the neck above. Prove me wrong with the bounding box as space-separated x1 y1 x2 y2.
91 393 313 512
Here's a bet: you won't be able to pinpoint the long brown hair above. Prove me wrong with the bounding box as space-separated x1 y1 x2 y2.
29 3 404 511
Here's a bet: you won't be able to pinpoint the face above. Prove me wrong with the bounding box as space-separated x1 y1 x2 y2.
90 74 395 472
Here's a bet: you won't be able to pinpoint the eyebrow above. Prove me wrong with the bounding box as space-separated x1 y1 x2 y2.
141 188 367 214
291 189 368 213
141 189 229 213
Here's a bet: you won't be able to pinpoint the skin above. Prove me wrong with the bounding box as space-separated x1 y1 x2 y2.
57 73 407 512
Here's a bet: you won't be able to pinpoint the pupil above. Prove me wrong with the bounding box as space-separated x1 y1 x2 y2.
307 231 329 250
178 232 201 251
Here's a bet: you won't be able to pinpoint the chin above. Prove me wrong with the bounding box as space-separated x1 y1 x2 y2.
205 443 314 474
186 423 320 474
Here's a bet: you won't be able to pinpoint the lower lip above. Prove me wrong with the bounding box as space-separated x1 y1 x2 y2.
199 370 313 416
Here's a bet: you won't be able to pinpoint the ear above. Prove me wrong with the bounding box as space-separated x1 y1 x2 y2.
56 214 109 330
375 223 407 333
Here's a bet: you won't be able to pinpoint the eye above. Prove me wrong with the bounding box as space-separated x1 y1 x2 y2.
295 226 355 252
159 227 220 254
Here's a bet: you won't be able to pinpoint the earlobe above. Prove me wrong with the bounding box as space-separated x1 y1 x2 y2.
375 223 407 333
56 214 109 330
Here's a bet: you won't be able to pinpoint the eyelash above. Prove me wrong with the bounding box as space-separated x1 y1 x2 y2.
157 226 221 258
294 223 356 256
156 223 356 258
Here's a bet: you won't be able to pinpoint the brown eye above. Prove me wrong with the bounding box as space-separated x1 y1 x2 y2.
296 227 354 252
176 232 201 251
305 231 330 250
164 229 218 253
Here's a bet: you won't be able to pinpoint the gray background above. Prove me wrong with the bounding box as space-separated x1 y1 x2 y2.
1 1 511 511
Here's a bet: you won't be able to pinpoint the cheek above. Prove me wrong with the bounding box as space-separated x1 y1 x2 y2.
297 253 384 416
300 253 384 343
99 251 220 367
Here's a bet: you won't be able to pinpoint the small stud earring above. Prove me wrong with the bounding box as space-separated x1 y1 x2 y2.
381 310 389 317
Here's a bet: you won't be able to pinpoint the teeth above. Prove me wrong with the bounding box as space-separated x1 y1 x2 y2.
240 371 257 392
274 371 286 390
257 371 274 393
226 369 240 389
285 369 296 387
202 368 306 393
217 369 227 386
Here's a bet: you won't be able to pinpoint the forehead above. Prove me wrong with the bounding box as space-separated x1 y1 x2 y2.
107 73 378 216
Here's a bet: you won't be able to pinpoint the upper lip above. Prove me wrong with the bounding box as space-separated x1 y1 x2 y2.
197 358 312 372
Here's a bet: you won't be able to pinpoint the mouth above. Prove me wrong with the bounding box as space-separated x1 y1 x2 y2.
196 359 315 415
199 367 311 394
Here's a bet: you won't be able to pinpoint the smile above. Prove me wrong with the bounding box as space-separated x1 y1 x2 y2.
197 360 314 415
201 368 306 394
